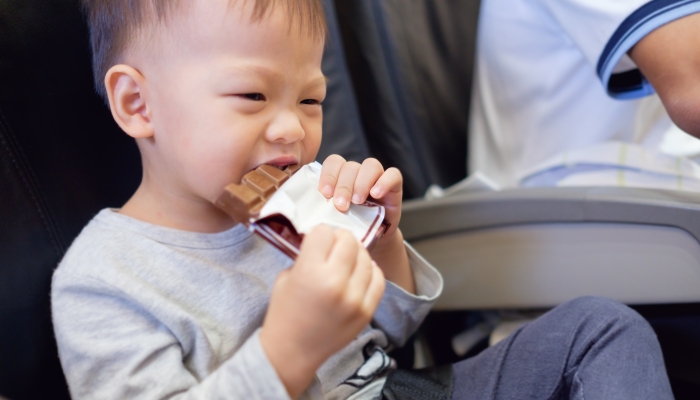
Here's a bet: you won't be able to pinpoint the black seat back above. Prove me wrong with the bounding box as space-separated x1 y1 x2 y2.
324 0 481 198
0 1 140 398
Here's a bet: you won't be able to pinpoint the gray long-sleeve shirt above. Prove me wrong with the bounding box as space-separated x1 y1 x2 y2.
51 209 443 399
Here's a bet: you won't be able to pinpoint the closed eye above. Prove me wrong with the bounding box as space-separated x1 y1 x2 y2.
300 99 322 106
240 93 266 101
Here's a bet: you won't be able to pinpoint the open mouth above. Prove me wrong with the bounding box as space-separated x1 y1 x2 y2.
266 164 291 171
259 158 299 172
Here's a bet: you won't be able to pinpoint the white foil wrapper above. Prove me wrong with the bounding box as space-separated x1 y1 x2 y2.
255 162 386 257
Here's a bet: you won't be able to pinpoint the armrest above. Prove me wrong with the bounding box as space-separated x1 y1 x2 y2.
401 187 700 244
400 187 700 309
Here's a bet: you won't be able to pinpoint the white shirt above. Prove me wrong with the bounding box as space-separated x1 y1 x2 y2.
469 0 700 187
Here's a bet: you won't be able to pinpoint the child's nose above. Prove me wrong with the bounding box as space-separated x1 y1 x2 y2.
265 110 305 144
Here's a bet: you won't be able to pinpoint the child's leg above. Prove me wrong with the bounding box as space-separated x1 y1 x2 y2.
450 296 673 400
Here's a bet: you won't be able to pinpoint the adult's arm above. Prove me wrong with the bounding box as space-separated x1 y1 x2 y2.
629 12 700 137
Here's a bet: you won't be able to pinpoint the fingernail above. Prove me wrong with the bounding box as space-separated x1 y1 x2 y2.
334 196 347 207
352 194 362 204
370 187 381 197
322 185 333 197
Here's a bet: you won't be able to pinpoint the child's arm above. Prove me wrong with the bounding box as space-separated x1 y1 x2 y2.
317 155 415 294
314 156 443 350
261 156 443 397
629 12 700 138
53 225 385 400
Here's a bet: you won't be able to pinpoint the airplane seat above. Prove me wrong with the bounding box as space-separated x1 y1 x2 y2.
327 0 700 307
1 0 698 399
325 0 700 396
0 0 142 398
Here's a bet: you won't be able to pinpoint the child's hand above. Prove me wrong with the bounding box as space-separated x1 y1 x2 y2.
317 155 414 294
259 225 385 399
318 155 403 239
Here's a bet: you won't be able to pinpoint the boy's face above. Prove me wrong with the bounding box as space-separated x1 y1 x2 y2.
136 0 326 206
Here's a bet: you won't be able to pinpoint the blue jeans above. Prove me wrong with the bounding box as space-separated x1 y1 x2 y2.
451 296 674 399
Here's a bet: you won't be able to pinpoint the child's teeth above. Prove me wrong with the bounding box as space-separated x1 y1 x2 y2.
265 163 290 170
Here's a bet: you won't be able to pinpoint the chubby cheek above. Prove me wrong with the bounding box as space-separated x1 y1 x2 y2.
181 132 254 201
185 116 262 194
302 122 323 164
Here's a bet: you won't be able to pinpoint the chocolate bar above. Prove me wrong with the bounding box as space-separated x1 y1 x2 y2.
215 163 386 259
215 164 307 258
215 164 301 225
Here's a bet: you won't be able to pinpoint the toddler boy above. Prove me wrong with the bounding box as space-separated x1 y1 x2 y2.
53 0 675 399
52 0 441 398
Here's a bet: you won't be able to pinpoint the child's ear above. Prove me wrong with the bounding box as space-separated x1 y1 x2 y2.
105 65 153 139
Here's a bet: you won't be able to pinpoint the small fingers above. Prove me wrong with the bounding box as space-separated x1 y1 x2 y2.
327 229 359 279
352 158 384 205
297 225 336 268
369 167 403 200
272 268 292 288
346 247 373 304
362 262 386 314
332 162 362 212
319 154 346 198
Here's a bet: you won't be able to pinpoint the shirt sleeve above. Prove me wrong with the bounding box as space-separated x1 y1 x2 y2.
542 0 700 99
51 272 291 400
371 242 444 347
